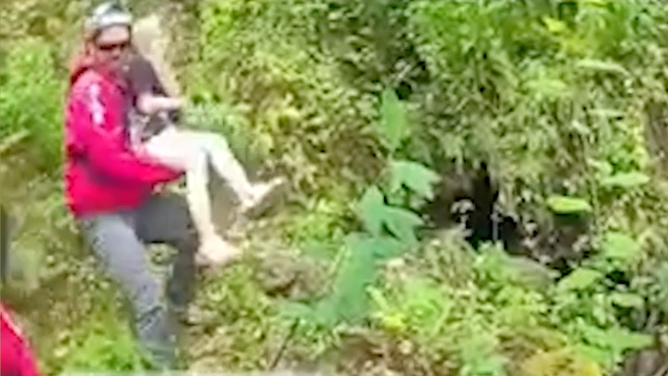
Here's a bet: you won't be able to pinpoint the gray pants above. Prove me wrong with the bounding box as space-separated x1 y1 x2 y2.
78 193 200 370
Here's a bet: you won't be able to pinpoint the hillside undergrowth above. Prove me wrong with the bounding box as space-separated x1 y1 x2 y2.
2 1 668 375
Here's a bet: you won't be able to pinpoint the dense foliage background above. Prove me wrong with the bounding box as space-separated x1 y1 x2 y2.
1 0 668 375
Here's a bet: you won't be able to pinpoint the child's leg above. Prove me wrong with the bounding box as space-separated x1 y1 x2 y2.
182 151 240 264
142 128 240 265
181 130 255 203
176 130 285 212
182 150 216 238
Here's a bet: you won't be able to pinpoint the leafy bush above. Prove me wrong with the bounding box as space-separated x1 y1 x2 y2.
2 0 668 375
0 38 65 172
190 0 384 194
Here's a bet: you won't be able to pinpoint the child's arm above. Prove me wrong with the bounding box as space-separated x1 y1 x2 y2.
137 93 183 115
127 55 184 115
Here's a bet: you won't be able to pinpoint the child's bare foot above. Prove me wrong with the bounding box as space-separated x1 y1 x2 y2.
239 176 287 218
197 235 241 266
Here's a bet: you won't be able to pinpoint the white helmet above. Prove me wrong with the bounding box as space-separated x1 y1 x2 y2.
84 1 133 36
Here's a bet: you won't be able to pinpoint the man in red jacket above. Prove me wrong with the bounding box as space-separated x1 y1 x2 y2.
63 2 200 370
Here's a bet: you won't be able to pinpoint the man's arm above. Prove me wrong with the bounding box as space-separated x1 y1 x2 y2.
68 81 182 184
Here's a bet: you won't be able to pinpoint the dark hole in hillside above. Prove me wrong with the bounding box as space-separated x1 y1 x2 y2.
620 346 668 376
606 269 631 287
557 0 579 27
419 161 596 278
420 161 522 252
395 81 412 101
419 162 668 372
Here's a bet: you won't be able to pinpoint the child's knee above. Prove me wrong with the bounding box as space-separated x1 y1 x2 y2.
202 133 229 151
184 150 208 171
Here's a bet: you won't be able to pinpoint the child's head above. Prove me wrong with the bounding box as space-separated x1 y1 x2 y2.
125 54 170 112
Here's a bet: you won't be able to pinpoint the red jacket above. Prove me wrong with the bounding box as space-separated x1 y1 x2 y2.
0 304 40 376
63 68 182 217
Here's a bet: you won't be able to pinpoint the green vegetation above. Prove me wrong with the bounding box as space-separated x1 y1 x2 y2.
2 0 668 375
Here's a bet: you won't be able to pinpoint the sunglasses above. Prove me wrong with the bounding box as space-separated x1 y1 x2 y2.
96 40 131 52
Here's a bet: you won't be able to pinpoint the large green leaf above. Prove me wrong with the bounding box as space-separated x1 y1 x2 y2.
601 232 641 263
345 232 406 262
656 263 668 313
600 172 650 189
278 301 323 326
377 87 410 152
389 160 441 200
557 268 603 292
603 327 654 354
358 186 424 245
542 16 567 34
609 292 644 308
320 242 379 325
358 186 387 236
576 59 629 76
546 195 592 214
315 233 408 327
381 206 424 246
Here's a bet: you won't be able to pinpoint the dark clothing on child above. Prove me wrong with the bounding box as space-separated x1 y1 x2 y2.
123 54 180 142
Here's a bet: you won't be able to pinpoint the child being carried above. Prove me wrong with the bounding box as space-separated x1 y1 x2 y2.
125 54 284 266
